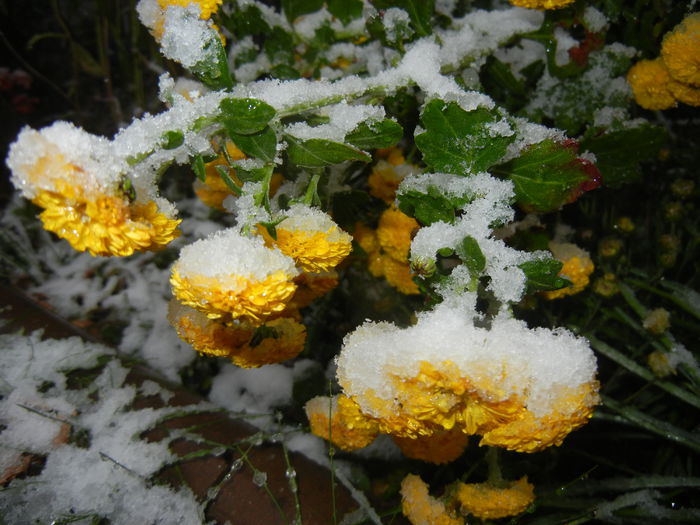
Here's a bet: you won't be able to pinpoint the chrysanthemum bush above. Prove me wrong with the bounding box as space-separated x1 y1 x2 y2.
4 0 700 522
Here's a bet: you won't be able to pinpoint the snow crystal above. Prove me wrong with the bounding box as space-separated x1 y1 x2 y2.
553 26 578 67
383 8 412 42
583 6 608 33
160 5 219 69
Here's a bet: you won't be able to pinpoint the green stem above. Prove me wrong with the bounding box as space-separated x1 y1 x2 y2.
486 446 503 485
302 172 322 207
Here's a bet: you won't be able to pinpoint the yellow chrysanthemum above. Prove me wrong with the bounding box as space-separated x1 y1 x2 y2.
260 204 353 273
229 317 306 368
668 78 700 106
170 302 305 367
661 13 700 86
368 159 412 203
33 181 180 257
288 271 339 309
168 300 253 357
376 207 420 262
480 381 599 452
171 268 297 322
627 59 677 110
543 242 594 300
509 0 575 9
170 230 299 322
382 256 420 295
158 0 222 20
354 222 379 255
393 428 469 464
400 474 463 525
305 395 380 451
375 361 526 438
195 141 246 210
455 477 535 520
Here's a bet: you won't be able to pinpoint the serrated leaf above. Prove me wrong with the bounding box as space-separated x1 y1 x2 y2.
192 155 206 182
580 125 665 188
519 258 568 293
282 0 324 23
398 187 456 225
495 139 594 213
220 98 276 136
370 0 434 37
285 137 371 167
346 120 403 150
161 130 184 150
327 0 363 24
415 100 515 175
456 236 485 276
228 127 277 163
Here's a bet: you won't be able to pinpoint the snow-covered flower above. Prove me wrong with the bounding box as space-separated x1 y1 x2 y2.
455 477 535 519
542 242 594 300
305 395 380 451
336 301 599 452
170 229 299 322
6 123 180 257
259 204 353 273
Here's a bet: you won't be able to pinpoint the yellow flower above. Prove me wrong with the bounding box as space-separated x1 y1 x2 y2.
455 477 535 520
354 222 379 255
195 141 246 210
508 0 575 9
661 13 700 86
643 308 670 335
376 207 420 262
382 256 420 295
168 300 253 357
158 0 222 20
542 242 594 300
368 155 417 203
168 301 306 367
400 474 463 525
288 271 339 309
229 317 306 368
305 395 380 451
480 381 599 452
668 77 700 106
627 59 677 110
170 230 298 322
260 204 353 273
393 428 469 464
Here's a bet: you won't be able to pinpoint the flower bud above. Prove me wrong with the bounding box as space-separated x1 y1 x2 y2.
671 178 695 198
663 201 683 221
643 308 670 334
592 273 619 297
614 217 635 233
598 237 623 258
647 350 675 378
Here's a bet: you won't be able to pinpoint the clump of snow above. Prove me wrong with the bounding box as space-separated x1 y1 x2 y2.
174 227 298 281
336 298 598 419
583 6 608 33
383 8 412 43
0 333 204 523
160 5 219 69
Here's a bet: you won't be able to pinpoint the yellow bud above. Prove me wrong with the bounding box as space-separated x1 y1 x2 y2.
642 308 670 335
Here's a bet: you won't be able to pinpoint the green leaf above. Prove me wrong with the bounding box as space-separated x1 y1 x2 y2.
398 187 456 225
327 0 363 24
282 0 324 23
225 5 271 37
580 125 665 188
264 27 295 65
190 32 233 90
370 0 434 37
214 166 242 196
285 137 371 167
270 64 301 80
345 120 403 150
220 98 276 136
228 127 277 163
456 236 486 276
192 155 207 182
161 130 184 150
519 258 568 293
495 139 596 213
415 100 515 175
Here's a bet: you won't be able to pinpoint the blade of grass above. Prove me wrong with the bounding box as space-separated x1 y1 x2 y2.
601 395 700 454
587 335 700 410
